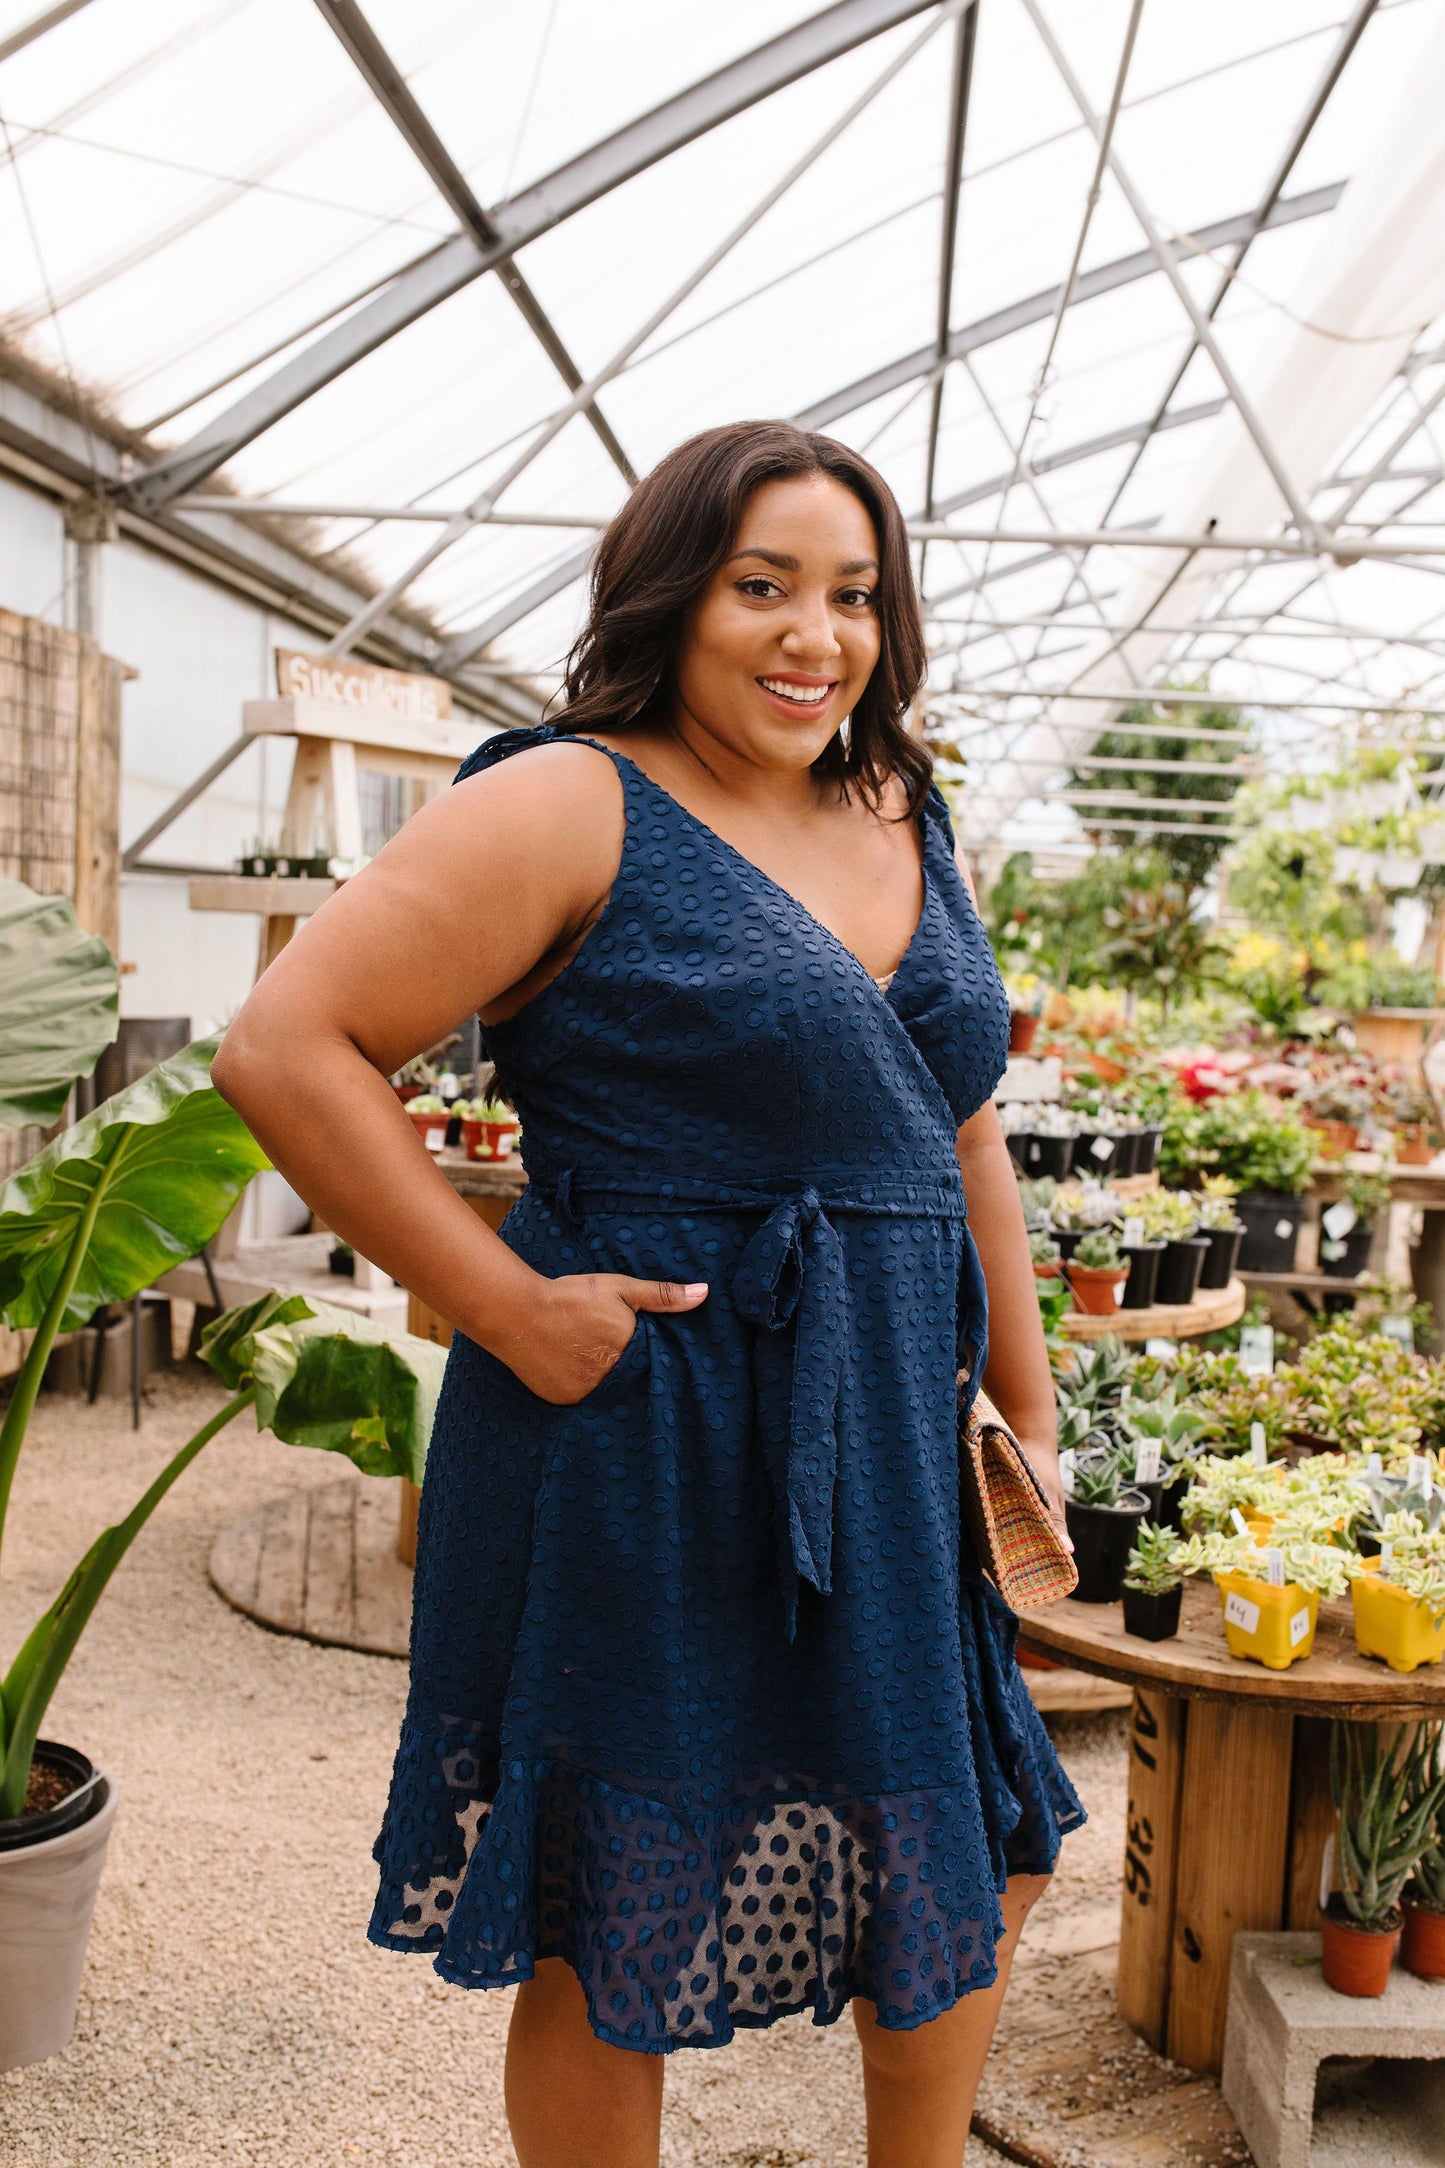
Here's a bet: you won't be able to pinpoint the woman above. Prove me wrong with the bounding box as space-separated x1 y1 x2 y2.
214 420 1082 2168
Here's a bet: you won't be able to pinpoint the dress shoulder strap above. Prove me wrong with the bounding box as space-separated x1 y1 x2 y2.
453 722 562 786
921 781 958 849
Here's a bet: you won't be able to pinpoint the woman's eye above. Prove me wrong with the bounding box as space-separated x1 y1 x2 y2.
837 586 875 609
737 576 782 599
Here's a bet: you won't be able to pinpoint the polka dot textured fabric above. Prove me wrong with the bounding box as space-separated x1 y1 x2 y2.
369 727 1083 2052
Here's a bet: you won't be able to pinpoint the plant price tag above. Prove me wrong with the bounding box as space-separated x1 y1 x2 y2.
1230 1507 1252 1537
1239 1324 1275 1376
1367 1452 1383 1474
1407 1454 1433 1496
1122 1216 1145 1249
1288 1604 1312 1648
1134 1444 1162 1486
1274 1218 1294 1240
1058 1449 1077 1497
1090 1135 1115 1160
1224 1590 1260 1635
1144 1338 1177 1362
1381 1315 1415 1354
1250 1421 1268 1468
1379 1541 1394 1575
1265 1546 1285 1587
1321 1200 1357 1242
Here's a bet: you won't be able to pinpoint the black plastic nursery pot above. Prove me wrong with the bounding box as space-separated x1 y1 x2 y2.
1053 1227 1086 1261
1155 1236 1208 1307
1074 1130 1124 1178
1120 1240 1165 1310
1197 1222 1243 1291
1006 1132 1030 1172
1111 1130 1142 1178
1121 1583 1182 1642
1020 1134 1075 1180
1064 1490 1149 1603
1133 1126 1161 1177
0 1741 102 1853
1236 1191 1304 1273
1320 1220 1376 1279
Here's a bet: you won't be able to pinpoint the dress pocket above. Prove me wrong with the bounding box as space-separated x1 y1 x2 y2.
582 1312 652 1405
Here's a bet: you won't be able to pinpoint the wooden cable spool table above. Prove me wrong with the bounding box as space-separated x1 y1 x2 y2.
1019 1581 1445 2076
1059 1275 1245 1343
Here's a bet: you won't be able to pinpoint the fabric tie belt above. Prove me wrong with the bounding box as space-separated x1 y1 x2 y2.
544 1168 982 1643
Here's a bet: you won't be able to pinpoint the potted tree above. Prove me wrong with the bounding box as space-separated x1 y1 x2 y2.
1322 1720 1445 1996
1402 1783 1445 1980
1195 1176 1244 1291
1065 1229 1129 1316
0 883 446 2073
1122 1523 1184 1640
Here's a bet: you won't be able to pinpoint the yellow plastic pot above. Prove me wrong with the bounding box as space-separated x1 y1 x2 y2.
1351 1572 1445 1674
1244 1511 1276 1542
1214 1571 1319 1669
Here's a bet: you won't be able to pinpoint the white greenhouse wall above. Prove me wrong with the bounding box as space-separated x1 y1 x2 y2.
0 473 65 624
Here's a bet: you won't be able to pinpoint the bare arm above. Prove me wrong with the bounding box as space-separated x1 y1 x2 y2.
211 742 707 1401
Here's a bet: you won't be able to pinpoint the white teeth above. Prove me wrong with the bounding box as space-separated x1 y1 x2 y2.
760 678 831 704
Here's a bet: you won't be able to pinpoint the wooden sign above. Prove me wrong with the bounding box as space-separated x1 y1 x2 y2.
274 648 452 723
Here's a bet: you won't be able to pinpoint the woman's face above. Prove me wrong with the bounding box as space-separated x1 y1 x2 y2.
673 473 882 772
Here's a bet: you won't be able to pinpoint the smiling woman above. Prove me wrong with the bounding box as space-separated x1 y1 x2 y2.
211 419 1080 2168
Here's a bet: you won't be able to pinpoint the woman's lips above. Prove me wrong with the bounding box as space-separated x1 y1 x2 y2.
756 675 838 716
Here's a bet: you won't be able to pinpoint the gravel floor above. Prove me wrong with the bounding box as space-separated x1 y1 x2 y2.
1 1368 1127 2167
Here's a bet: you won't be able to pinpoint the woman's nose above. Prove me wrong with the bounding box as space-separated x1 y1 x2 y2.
780 599 841 662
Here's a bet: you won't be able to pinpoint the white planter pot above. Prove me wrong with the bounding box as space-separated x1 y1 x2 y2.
0 1774 118 2073
1380 854 1424 891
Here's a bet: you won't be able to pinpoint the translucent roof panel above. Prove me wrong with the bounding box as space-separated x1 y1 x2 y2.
1 0 1443 844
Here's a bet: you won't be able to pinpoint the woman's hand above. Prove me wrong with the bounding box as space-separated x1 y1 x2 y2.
492 1273 709 1404
1018 1439 1073 1553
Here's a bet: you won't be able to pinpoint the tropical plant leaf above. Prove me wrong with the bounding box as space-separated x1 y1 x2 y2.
0 880 118 1130
0 1037 268 1329
199 1294 446 1484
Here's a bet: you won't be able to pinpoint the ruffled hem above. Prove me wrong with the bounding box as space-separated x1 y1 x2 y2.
368 1615 1083 2053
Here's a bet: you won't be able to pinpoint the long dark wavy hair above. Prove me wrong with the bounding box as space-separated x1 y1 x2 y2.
560 420 931 815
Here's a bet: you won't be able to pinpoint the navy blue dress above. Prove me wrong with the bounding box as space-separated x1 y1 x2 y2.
370 725 1082 2051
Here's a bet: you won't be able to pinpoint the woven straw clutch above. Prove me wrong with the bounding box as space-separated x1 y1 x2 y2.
959 1385 1078 1611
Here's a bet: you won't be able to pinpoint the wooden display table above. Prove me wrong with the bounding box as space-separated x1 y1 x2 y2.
1061 1276 1245 1342
1019 1581 1445 2077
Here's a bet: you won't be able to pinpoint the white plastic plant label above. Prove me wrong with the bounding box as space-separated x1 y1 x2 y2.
1380 1316 1415 1355
1239 1325 1275 1377
1274 1218 1294 1240
1367 1452 1383 1475
1091 1135 1115 1160
1288 1605 1311 1647
1379 1542 1394 1575
1122 1217 1145 1249
1230 1507 1252 1537
1250 1422 1267 1468
1113 1280 1125 1306
1265 1547 1285 1587
1058 1450 1077 1496
1321 1200 1357 1242
424 1126 446 1150
1407 1454 1432 1493
1134 1444 1162 1486
1224 1590 1260 1635
1144 1338 1177 1362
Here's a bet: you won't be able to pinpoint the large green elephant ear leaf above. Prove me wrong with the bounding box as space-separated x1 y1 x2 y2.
0 881 118 1129
200 1295 446 1485
0 1036 269 1329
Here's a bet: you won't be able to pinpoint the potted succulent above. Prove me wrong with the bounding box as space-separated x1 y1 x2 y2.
1122 1522 1184 1640
1117 1399 1215 1529
1350 1520 1445 1674
1005 971 1044 1055
455 1096 521 1161
1402 1783 1445 1980
1140 1189 1209 1307
392 1054 439 1106
1301 1075 1372 1161
1161 1091 1316 1272
1065 1229 1129 1316
1064 1450 1149 1602
1030 1230 1063 1279
0 883 446 2073
1018 1102 1076 1181
1195 1175 1244 1291
1319 1168 1392 1281
1050 1182 1120 1260
1119 1222 1166 1311
1173 1526 1352 1668
1016 1175 1059 1231
1321 1720 1445 1996
405 1091 450 1151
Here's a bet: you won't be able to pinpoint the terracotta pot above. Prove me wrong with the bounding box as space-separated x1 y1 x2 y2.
406 1107 449 1152
1032 1260 1062 1280
1396 1124 1436 1166
466 1117 520 1161
1305 1118 1357 1160
1008 1010 1040 1054
1064 1262 1128 1316
1319 1901 1400 1997
1401 1892 1445 1979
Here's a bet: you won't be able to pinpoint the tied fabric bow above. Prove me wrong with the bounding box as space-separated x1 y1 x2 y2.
730 1188 847 1642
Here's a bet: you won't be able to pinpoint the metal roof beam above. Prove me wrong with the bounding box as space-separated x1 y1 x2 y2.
309 0 635 486
127 0 942 512
798 185 1342 431
0 0 97 66
920 0 979 536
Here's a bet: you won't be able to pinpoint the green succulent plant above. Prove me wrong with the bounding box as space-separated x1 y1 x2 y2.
1330 1721 1445 1929
1071 1229 1124 1272
1125 1521 1183 1595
